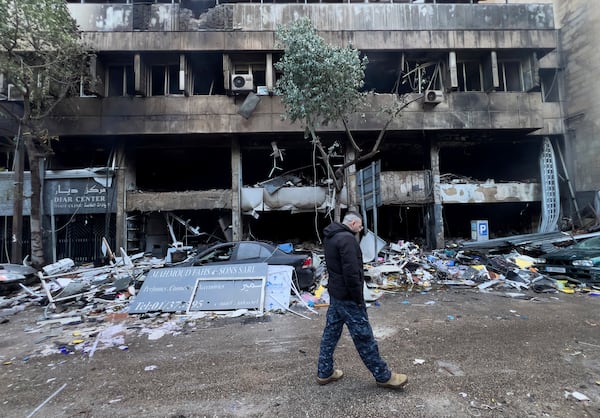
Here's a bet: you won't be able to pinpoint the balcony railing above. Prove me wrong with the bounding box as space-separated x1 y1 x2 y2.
68 3 555 33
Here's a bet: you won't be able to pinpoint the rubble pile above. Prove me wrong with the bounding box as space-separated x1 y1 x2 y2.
1 233 599 364
361 244 577 300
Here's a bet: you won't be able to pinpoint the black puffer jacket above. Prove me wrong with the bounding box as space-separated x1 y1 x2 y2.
323 222 364 305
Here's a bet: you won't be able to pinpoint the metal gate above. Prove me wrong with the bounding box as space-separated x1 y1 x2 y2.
0 215 115 264
55 215 116 263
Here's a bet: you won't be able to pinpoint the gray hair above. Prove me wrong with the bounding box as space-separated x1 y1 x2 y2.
342 211 362 226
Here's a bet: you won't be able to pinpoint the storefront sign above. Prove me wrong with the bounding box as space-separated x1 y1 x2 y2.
129 263 268 314
45 178 115 215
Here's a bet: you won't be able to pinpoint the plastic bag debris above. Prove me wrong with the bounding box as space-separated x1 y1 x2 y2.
564 390 590 401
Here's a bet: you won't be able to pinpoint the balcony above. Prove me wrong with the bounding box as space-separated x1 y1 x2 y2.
43 91 554 136
69 3 557 52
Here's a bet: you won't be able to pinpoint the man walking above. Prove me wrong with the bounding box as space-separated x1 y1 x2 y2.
317 211 408 389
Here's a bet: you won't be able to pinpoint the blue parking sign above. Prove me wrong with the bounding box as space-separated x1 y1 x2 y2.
478 222 488 236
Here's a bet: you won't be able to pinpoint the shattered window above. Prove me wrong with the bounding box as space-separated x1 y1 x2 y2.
152 66 165 96
541 69 559 102
107 65 134 97
168 65 180 95
214 246 233 261
405 60 440 93
196 245 234 264
498 61 522 92
237 243 270 260
151 65 181 96
457 61 482 92
574 237 600 250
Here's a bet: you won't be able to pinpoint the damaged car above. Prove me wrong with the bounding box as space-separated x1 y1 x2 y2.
535 235 600 285
173 241 319 290
0 264 38 295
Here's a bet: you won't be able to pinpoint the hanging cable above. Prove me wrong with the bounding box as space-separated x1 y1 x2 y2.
312 137 322 244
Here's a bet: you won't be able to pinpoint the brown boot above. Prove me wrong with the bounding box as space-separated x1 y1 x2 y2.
376 372 408 389
316 369 344 385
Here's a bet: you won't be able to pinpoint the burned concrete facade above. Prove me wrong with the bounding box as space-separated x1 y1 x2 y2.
552 0 600 226
1 0 585 263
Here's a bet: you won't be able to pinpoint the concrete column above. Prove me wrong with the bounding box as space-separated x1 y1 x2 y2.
266 53 273 91
430 142 445 249
115 144 127 251
231 138 242 241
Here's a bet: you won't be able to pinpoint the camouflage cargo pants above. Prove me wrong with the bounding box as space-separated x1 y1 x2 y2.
317 297 392 382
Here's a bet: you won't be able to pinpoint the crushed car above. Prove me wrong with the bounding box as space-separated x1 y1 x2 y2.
0 264 38 295
535 235 600 285
169 240 319 290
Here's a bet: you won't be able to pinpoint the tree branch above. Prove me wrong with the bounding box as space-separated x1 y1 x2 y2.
33 87 70 119
342 118 362 153
308 124 343 190
335 93 424 177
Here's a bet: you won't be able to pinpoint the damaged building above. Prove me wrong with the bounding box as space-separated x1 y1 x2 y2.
0 0 597 263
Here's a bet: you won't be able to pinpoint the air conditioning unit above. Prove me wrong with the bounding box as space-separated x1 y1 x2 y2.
424 89 443 104
7 84 24 101
231 73 254 92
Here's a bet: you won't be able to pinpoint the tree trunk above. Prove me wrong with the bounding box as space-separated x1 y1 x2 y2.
23 135 45 269
306 126 344 221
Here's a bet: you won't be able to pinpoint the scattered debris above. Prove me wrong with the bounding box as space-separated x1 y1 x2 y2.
565 390 590 401
436 360 464 376
0 263 38 295
1 230 599 363
26 383 67 418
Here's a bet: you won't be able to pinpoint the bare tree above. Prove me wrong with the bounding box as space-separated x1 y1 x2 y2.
0 0 91 267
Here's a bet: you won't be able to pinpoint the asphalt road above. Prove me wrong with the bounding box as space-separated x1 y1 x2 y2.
1 289 600 417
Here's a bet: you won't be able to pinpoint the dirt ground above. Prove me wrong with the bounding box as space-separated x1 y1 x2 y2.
1 288 600 418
